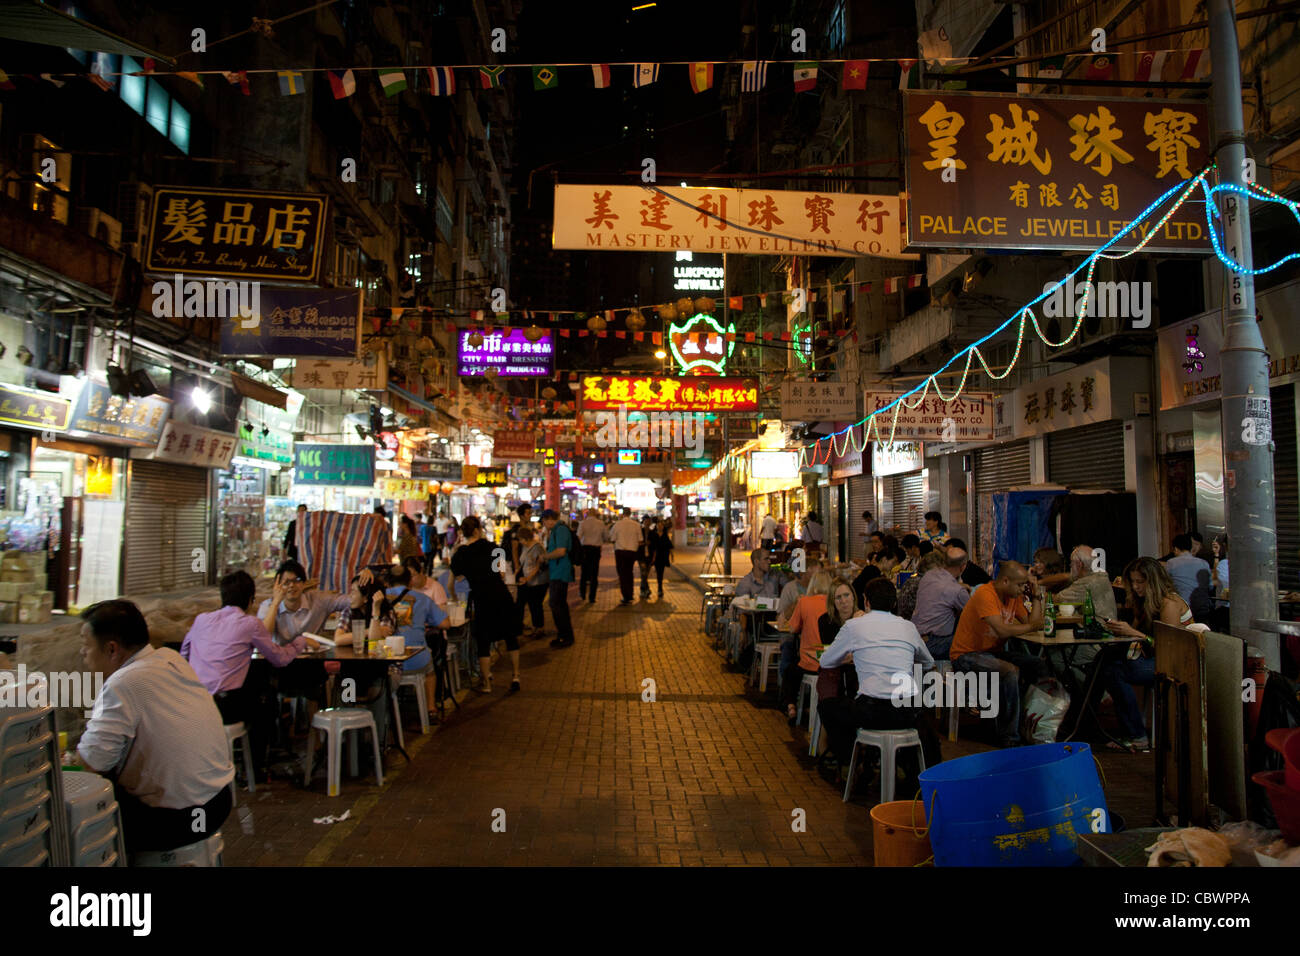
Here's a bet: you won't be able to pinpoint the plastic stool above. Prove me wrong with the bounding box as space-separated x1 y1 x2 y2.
304 708 384 797
445 644 461 694
750 641 782 693
398 669 431 734
843 729 926 803
224 722 255 804
938 661 960 742
132 832 224 867
797 673 817 727
808 699 825 757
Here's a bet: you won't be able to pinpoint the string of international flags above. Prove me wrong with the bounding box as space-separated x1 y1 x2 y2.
1 46 1213 97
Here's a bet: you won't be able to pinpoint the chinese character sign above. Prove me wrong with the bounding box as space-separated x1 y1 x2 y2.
1009 355 1148 438
152 421 238 468
864 391 995 442
553 185 918 260
0 384 72 432
458 328 555 377
780 382 857 421
293 443 375 486
287 353 388 391
579 376 759 412
492 431 537 461
146 186 329 282
68 379 172 447
903 92 1211 252
221 288 362 358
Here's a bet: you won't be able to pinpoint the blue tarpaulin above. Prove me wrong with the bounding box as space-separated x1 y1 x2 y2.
992 490 1067 574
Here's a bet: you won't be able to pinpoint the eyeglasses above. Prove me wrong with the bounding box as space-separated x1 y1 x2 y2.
281 578 303 587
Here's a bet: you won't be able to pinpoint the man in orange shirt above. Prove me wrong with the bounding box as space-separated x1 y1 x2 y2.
950 561 1045 747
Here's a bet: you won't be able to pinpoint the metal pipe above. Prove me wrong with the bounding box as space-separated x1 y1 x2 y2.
1210 0 1279 668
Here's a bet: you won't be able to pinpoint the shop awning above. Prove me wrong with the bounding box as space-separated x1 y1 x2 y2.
386 384 438 415
0 0 174 64
230 372 288 409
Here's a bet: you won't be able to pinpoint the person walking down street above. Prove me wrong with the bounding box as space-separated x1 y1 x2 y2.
540 510 576 649
417 512 438 560
760 512 778 551
637 516 655 600
451 516 521 694
514 525 549 637
647 518 674 600
577 508 607 604
612 508 643 606
397 515 422 561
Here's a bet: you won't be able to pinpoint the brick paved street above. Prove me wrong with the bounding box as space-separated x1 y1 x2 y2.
220 546 1155 866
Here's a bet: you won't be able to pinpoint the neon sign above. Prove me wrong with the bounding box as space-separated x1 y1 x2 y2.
669 313 735 374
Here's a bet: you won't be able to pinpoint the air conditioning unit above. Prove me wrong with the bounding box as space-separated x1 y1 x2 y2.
75 208 124 250
116 182 154 246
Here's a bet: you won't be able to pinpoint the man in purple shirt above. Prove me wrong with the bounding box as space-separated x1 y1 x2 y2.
182 570 314 782
910 545 973 659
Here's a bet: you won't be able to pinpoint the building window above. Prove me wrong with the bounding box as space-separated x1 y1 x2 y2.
120 56 145 115
826 1 846 53
169 100 191 154
145 79 169 137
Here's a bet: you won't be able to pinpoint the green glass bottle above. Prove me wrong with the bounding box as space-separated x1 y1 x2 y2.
1083 589 1096 628
1044 592 1056 637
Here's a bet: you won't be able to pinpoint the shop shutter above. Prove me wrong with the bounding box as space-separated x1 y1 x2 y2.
1273 384 1299 590
973 441 1032 564
124 460 211 597
1047 421 1126 489
846 473 873 559
884 472 925 536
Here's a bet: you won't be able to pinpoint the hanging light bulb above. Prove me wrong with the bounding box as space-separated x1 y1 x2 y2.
191 386 212 413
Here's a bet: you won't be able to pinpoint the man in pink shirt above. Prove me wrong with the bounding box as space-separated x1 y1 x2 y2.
182 570 312 781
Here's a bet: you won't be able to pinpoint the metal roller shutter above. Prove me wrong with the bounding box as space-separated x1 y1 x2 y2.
124 460 211 597
846 474 873 559
1047 421 1126 489
973 441 1032 564
1272 384 1299 590
885 472 925 536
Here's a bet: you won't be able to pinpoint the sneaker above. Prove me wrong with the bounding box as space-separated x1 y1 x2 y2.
508 680 521 695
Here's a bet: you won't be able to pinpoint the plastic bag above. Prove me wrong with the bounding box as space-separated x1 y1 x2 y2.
1023 679 1071 744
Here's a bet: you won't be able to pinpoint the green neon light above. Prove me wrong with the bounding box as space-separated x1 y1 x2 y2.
792 317 814 366
668 313 736 374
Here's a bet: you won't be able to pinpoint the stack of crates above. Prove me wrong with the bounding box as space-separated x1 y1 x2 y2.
62 771 125 866
0 677 69 865
0 551 52 624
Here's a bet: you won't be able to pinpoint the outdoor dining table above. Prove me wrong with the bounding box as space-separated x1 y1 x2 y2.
729 595 779 661
1015 627 1137 742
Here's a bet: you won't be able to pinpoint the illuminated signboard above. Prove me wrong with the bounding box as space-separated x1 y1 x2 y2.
669 313 735 374
750 450 799 479
558 459 574 479
617 449 642 465
560 478 588 490
474 467 508 487
580 375 759 412
458 328 555 377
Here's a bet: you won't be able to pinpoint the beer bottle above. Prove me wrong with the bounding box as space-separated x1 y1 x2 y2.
1083 590 1096 628
1044 593 1056 637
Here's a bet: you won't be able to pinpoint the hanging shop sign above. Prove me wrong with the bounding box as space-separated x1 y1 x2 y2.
379 478 429 498
66 378 171 447
219 287 362 358
750 451 799 479
872 441 924 477
1011 355 1148 438
492 430 537 460
781 381 858 421
560 478 589 490
411 458 463 482
458 328 554 377
553 184 917 259
464 465 507 487
293 443 375 486
235 392 301 465
669 313 735 374
902 92 1211 252
137 421 238 468
539 418 579 444
864 390 996 442
830 444 864 480
1156 278 1300 409
0 384 72 432
511 461 544 480
145 186 329 282
579 375 759 412
286 352 388 391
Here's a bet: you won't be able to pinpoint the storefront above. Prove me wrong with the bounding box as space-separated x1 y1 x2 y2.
872 441 926 537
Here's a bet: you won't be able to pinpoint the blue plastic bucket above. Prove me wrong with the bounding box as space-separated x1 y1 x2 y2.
918 742 1110 866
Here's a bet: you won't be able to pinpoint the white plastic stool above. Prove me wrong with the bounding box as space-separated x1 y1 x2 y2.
749 642 782 693
399 669 431 734
808 699 825 757
797 673 817 726
445 643 461 694
62 770 125 867
132 832 224 867
843 729 926 803
224 722 255 804
304 708 384 797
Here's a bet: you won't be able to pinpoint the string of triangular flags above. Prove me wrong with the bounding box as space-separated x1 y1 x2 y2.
0 47 1212 98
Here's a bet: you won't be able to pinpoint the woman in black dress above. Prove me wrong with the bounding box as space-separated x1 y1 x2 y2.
646 518 674 600
451 515 522 694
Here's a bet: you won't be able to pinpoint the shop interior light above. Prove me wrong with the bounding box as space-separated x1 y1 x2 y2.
191 386 212 413
654 350 667 359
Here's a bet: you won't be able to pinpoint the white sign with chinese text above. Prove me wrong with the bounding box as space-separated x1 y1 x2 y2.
781 381 858 421
872 441 924 476
143 421 238 469
1011 355 1148 438
553 185 919 259
287 354 388 391
864 391 995 442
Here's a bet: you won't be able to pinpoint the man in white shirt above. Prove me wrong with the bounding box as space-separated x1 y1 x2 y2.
577 508 608 604
816 578 942 793
78 600 234 854
611 509 644 605
759 513 778 550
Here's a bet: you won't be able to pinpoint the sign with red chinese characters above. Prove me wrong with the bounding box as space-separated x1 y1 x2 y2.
864 391 995 442
903 92 1211 252
553 185 916 259
492 430 537 461
147 421 238 469
578 375 759 413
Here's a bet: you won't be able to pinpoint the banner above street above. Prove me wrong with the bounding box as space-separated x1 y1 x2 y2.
903 92 1211 253
553 184 918 259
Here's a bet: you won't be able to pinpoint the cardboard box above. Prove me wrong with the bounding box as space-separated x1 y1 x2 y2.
17 604 49 624
1 554 27 573
19 551 46 571
0 569 36 584
0 602 17 624
0 582 27 602
19 591 52 609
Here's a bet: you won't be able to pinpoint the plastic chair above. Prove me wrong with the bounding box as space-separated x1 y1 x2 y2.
224 723 255 804
808 700 825 757
937 660 960 742
843 729 926 803
62 770 125 867
749 641 782 693
304 708 384 797
132 832 224 867
398 669 431 734
796 673 818 726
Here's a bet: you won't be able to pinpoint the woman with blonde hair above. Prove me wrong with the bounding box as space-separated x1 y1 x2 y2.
1100 556 1192 750
780 570 835 723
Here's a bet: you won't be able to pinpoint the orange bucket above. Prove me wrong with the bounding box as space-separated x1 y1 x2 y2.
870 800 933 867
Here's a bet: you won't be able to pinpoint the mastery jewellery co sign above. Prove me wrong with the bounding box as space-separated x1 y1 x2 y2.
293 443 375 486
903 92 1210 252
146 186 329 282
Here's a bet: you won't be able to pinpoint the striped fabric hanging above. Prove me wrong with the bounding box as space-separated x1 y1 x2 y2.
299 512 394 594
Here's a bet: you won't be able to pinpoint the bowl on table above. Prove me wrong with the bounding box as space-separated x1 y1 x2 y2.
1057 605 1076 617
